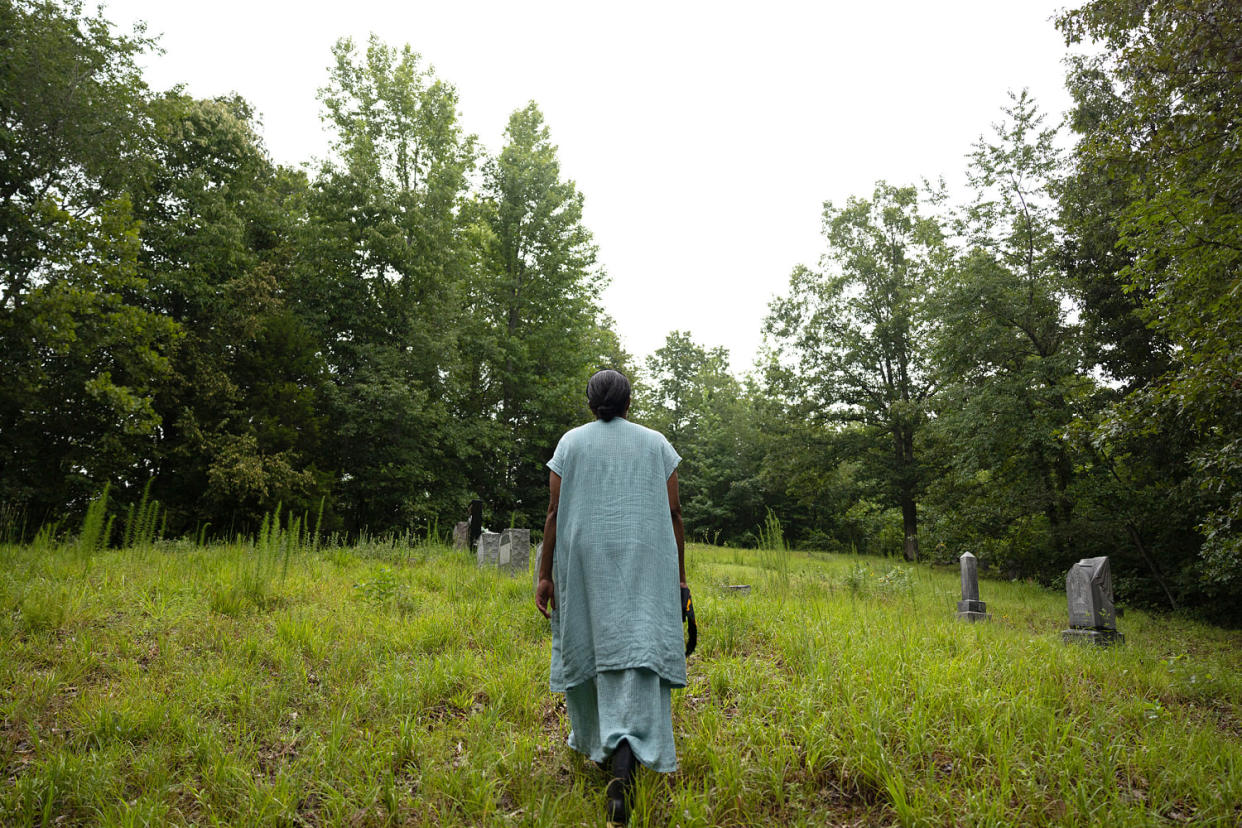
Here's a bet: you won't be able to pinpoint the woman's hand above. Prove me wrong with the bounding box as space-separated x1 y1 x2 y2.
535 577 556 619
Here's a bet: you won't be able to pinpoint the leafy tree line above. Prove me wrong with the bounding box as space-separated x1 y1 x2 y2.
632 1 1240 622
3 0 1238 621
1 0 623 539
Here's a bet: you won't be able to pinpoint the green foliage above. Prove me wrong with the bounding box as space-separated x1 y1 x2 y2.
765 183 947 561
923 92 1097 582
0 2 177 522
299 36 481 533
467 101 612 528
132 91 331 535
638 331 766 544
844 559 872 597
1059 0 1242 605
5 0 1240 622
354 565 419 615
122 478 163 549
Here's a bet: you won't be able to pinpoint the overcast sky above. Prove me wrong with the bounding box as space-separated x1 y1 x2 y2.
99 0 1075 373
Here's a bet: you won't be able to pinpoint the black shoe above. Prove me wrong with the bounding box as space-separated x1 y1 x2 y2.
605 778 628 827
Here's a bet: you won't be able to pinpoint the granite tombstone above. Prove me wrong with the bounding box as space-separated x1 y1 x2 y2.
956 551 991 621
476 531 500 567
498 528 530 577
1062 556 1124 645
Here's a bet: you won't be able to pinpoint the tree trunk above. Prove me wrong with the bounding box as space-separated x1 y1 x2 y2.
1126 522 1178 611
901 495 919 562
895 427 919 562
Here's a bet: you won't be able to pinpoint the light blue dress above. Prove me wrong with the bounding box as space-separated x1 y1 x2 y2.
547 417 684 772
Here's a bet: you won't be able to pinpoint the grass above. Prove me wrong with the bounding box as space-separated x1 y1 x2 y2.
0 539 1239 826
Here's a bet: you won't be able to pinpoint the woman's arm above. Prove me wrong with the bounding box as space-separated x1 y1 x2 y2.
667 469 686 587
535 470 561 618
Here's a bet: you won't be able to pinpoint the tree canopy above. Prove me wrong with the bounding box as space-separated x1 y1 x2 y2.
2 0 1239 622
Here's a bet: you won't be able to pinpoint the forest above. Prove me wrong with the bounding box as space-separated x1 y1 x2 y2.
1 0 1239 622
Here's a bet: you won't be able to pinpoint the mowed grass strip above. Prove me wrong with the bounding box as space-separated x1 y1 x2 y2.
1 540 1239 826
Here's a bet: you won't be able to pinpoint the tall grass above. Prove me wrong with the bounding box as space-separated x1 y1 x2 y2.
75 483 113 565
756 508 791 588
1 538 1239 826
208 502 321 615
121 478 163 549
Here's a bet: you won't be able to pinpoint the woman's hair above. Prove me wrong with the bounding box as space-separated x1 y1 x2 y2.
587 369 631 422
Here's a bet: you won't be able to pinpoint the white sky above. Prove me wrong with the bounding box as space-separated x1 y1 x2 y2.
99 0 1075 373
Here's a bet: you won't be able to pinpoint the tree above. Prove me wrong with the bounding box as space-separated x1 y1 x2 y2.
1059 0 1242 607
0 196 181 519
0 0 153 307
0 1 180 523
300 36 478 534
642 331 729 449
128 92 330 534
765 183 946 561
928 91 1092 574
470 102 610 527
1058 37 1199 611
640 332 765 544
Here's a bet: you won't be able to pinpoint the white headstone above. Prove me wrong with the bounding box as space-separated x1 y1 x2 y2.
498 528 529 576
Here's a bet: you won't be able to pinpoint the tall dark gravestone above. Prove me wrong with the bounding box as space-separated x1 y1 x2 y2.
1062 556 1125 646
468 499 483 551
956 551 991 621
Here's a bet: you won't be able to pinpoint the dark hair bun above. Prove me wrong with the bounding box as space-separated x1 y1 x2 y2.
587 370 631 422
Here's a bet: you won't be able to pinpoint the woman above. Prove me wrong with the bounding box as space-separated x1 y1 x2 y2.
535 369 688 827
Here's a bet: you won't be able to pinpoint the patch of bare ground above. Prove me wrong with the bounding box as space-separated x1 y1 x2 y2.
256 733 300 777
420 690 491 726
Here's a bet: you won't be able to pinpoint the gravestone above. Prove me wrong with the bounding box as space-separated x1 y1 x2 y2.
468 500 484 550
1062 556 1124 646
498 528 530 577
476 531 500 567
476 529 529 577
956 551 991 622
452 521 469 550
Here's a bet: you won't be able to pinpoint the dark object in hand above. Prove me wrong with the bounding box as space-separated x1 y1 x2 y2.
681 585 696 657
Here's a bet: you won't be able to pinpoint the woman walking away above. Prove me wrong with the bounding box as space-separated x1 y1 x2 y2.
535 369 689 827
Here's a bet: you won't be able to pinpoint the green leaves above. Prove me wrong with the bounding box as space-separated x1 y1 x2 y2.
1059 0 1242 603
923 91 1092 575
469 102 609 527
764 183 945 560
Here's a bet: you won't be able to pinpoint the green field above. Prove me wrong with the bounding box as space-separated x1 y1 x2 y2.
1 537 1239 826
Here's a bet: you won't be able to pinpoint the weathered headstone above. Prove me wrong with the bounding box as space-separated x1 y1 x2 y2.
1062 556 1124 646
956 551 991 622
476 531 500 567
468 499 484 550
477 529 529 577
498 528 530 577
452 521 469 550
